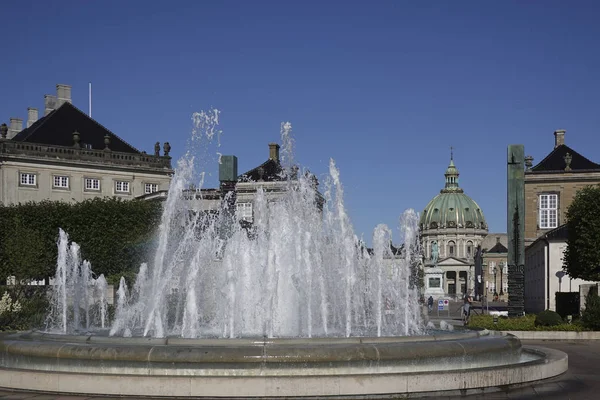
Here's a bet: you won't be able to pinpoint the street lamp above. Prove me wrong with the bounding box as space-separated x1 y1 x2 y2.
499 261 504 296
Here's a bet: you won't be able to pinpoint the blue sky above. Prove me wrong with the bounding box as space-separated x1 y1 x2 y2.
2 1 600 245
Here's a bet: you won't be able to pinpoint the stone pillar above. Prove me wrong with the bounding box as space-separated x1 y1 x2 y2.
507 145 525 317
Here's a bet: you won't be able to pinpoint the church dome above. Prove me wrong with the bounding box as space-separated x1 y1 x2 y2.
420 155 487 231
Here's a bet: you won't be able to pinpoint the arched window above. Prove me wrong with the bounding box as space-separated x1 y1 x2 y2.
466 240 473 257
448 240 455 256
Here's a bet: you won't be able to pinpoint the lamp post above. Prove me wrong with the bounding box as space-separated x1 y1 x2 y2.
499 261 504 297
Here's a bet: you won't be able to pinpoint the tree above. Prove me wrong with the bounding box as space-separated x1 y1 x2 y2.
564 185 600 281
581 286 600 331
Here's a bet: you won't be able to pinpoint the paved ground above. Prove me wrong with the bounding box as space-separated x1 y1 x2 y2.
451 339 600 400
0 340 597 399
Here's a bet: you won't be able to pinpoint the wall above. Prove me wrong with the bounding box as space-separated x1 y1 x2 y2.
525 238 595 313
524 171 600 245
1 160 171 204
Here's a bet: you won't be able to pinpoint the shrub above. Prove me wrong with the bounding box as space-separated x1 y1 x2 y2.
534 310 563 327
581 286 600 331
468 314 586 331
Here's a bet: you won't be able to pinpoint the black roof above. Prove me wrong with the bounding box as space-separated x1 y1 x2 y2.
487 242 508 254
238 159 285 182
543 224 568 241
530 144 600 173
11 102 140 154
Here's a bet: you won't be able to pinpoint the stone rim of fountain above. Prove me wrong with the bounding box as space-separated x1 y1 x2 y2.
0 330 567 398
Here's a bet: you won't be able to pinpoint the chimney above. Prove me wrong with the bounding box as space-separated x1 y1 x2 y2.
44 94 57 116
8 118 23 139
554 129 565 148
6 118 23 139
56 84 72 107
27 107 38 128
269 143 280 162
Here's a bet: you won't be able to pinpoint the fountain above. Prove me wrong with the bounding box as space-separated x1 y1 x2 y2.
0 116 567 397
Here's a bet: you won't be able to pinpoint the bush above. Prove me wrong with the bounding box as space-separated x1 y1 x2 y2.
535 310 563 327
581 286 600 331
468 313 586 331
555 292 580 319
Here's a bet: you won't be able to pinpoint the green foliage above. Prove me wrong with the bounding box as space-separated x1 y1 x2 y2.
535 310 563 327
468 313 586 331
0 198 162 283
581 286 600 331
564 185 600 281
0 286 49 331
555 292 580 319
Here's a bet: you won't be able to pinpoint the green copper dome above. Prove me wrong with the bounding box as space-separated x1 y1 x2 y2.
420 155 487 230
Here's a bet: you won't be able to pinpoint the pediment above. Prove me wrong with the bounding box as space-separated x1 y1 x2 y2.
436 257 471 266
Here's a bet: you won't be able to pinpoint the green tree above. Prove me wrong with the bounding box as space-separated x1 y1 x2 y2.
581 286 600 331
564 185 600 281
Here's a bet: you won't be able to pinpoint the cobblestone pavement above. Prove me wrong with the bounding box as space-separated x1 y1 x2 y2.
0 339 597 399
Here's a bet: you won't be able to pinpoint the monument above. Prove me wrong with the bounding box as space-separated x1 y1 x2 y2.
424 241 445 298
507 145 526 317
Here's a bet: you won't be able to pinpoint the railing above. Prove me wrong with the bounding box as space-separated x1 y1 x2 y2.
0 140 172 170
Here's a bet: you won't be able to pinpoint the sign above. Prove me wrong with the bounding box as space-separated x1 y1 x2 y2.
438 299 444 311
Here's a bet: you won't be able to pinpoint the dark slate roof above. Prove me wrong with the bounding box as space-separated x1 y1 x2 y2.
487 242 508 254
530 144 600 173
238 159 285 182
543 224 568 241
11 102 140 154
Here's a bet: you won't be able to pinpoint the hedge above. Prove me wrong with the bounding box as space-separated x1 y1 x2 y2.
0 198 163 285
468 314 587 331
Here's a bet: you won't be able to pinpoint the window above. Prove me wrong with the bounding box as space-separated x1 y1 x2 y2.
428 278 441 288
115 181 130 193
85 178 100 191
145 183 159 194
466 241 473 257
20 173 36 186
83 143 92 150
53 175 69 188
489 261 496 274
448 241 455 256
539 194 558 229
236 202 253 222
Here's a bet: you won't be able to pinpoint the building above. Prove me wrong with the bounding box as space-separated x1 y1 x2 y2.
142 142 322 223
420 154 488 299
0 84 173 205
523 130 600 312
524 130 600 246
481 234 508 301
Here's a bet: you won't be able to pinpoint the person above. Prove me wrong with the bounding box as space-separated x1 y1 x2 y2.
463 293 473 325
427 296 434 313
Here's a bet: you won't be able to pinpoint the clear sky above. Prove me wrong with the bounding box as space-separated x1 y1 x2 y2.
2 1 600 245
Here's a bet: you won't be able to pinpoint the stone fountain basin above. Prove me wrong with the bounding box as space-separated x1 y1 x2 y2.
0 330 567 397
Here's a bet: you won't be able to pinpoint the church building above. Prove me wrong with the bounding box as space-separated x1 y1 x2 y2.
419 153 488 300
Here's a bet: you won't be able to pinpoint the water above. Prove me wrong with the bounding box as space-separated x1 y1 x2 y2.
46 230 108 333
47 117 424 338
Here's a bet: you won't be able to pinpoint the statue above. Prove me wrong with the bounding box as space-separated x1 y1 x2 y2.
154 142 160 157
163 142 171 157
431 241 439 266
